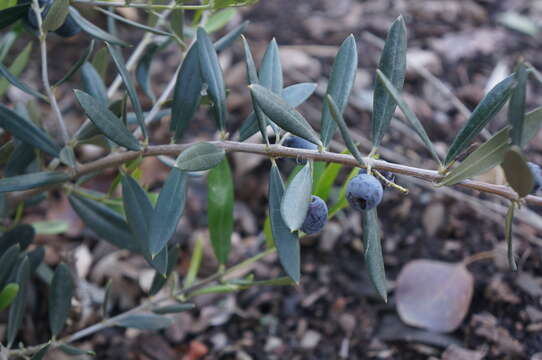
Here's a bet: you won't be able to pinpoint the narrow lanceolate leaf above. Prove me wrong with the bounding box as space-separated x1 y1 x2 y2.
0 171 69 193
0 42 32 98
280 162 313 232
238 82 317 142
0 283 18 311
69 194 139 252
269 164 300 283
521 106 542 148
149 167 188 256
172 45 202 139
509 62 527 146
7 256 30 347
49 263 74 337
136 43 159 102
80 61 108 106
501 145 534 198
175 142 225 171
121 176 152 255
362 208 387 302
42 0 70 31
106 43 147 139
115 314 173 330
197 27 227 131
250 84 322 147
505 203 517 271
372 16 407 150
320 35 357 148
259 38 283 94
183 235 203 288
439 127 510 186
207 158 234 265
74 90 140 151
95 8 172 36
54 40 95 87
445 74 516 165
242 36 268 144
69 7 130 47
30 344 51 360
153 303 195 314
0 245 21 288
0 58 46 100
0 4 29 30
149 245 179 296
213 20 249 52
326 95 364 165
0 104 60 156
376 70 442 165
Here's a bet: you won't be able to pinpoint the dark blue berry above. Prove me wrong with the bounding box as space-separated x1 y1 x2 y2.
528 162 542 193
301 195 328 234
54 15 81 37
283 135 318 151
25 0 80 38
346 173 383 211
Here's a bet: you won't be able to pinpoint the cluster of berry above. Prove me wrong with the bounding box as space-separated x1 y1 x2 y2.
25 0 80 37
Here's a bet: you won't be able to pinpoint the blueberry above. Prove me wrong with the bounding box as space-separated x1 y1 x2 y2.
283 135 318 151
528 162 542 193
301 195 328 234
346 173 383 211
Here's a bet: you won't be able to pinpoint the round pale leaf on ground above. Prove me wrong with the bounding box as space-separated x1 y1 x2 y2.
395 259 474 333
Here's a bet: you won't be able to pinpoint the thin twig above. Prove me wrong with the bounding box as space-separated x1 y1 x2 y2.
73 0 210 10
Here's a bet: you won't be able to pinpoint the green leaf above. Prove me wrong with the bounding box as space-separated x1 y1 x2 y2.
320 35 357 148
280 162 313 232
505 203 517 271
7 256 30 347
0 61 46 100
207 157 234 265
259 38 283 94
32 220 69 235
149 167 187 256
5 140 35 177
362 208 387 302
92 46 110 80
69 193 139 252
106 43 146 139
43 0 70 31
326 94 364 165
0 171 69 193
74 90 140 151
96 7 172 36
80 61 108 106
501 145 534 198
438 127 510 186
0 31 16 63
0 224 33 255
53 40 95 87
115 314 173 330
149 245 179 296
183 235 203 288
0 42 32 98
376 69 442 165
0 4 29 30
175 142 225 171
0 245 21 288
30 343 51 360
49 263 74 337
135 43 159 102
204 8 236 33
69 7 130 47
238 82 317 142
509 62 527 146
372 16 407 150
241 36 267 143
58 344 95 356
0 104 60 156
269 163 300 283
445 74 516 165
521 106 542 148
0 283 18 311
250 84 322 147
213 20 249 52
153 303 195 314
197 27 227 131
171 45 202 139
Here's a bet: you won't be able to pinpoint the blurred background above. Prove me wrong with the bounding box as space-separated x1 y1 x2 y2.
4 0 542 358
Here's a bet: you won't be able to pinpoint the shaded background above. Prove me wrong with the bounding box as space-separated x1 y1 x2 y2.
5 0 542 359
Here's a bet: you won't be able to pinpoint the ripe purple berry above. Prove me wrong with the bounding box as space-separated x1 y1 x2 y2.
346 173 383 211
528 162 542 193
301 196 328 234
283 135 318 151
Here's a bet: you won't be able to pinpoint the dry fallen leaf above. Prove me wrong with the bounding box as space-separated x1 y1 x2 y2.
395 259 474 333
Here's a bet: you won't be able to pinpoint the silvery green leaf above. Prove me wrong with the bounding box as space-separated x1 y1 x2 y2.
0 58 45 100
326 95 364 165
152 303 195 314
80 61 108 106
149 245 179 296
135 43 159 102
362 208 387 302
175 142 225 171
96 7 172 36
259 38 283 94
7 256 30 347
69 7 130 47
508 62 527 146
214 20 249 52
372 16 407 150
505 203 517 271
501 145 534 198
320 35 357 148
280 162 312 232
0 171 69 193
42 0 70 31
53 40 95 87
0 42 32 98
0 244 20 288
49 263 74 337
115 314 173 330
